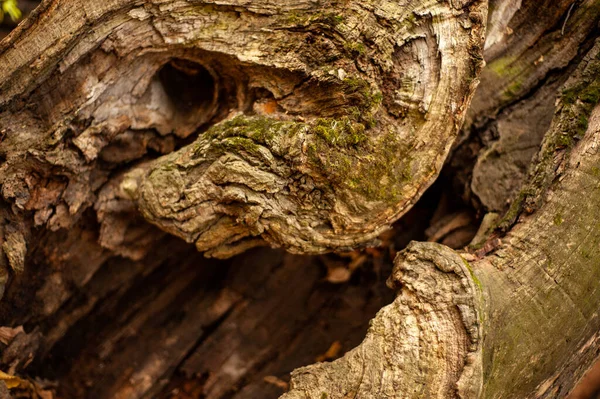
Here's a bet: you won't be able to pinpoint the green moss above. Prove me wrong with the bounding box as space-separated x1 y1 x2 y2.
527 55 600 173
497 191 527 231
580 87 600 104
556 78 599 143
553 213 563 226
343 77 380 106
203 115 304 152
280 11 345 28
202 113 412 204
485 54 527 100
342 76 368 91
214 136 261 156
284 11 307 26
307 126 413 203
462 258 483 292
341 77 383 127
311 12 345 27
371 91 383 106
313 117 367 147
344 42 366 58
321 394 328 399
504 79 523 99
558 58 600 140
554 133 575 148
487 55 519 77
576 114 589 135
562 81 600 106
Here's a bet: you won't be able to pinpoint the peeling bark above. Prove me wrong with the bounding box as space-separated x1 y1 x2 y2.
0 0 599 399
280 39 600 399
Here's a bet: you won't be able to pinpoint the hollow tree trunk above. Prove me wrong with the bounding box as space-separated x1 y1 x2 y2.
0 0 599 398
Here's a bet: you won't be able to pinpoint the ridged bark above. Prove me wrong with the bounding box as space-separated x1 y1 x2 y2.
0 1 599 399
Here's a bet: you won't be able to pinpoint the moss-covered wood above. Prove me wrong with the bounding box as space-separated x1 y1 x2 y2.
1 1 600 399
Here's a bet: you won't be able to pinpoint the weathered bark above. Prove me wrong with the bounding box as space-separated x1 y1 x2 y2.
0 0 485 258
283 40 600 398
0 0 599 399
452 0 600 214
282 241 485 399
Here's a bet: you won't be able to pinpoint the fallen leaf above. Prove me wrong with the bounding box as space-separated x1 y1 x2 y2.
316 341 342 362
263 375 288 390
0 325 24 345
0 370 27 390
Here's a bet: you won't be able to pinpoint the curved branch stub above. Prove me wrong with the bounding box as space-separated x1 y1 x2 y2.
281 241 484 399
0 0 486 257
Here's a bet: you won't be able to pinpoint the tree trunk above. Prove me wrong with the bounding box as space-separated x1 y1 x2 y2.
0 0 599 398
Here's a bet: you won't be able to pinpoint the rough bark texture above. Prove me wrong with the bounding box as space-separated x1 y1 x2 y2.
477 44 600 397
0 0 485 259
451 0 600 214
282 241 484 399
1 0 600 399
282 38 600 398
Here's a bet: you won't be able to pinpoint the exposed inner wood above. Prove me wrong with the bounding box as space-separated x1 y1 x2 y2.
0 1 487 396
39 245 393 399
1 197 444 399
1 0 600 398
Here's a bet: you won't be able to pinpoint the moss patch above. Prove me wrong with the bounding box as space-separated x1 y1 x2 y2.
462 257 483 292
553 213 563 226
499 49 600 228
280 11 345 28
344 42 366 58
201 104 411 204
313 117 367 147
497 190 528 231
559 60 600 141
307 126 413 203
341 77 383 127
202 114 306 157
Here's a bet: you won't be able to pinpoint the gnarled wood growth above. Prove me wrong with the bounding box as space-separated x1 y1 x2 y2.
283 241 485 399
0 0 485 259
281 41 600 399
1 0 600 399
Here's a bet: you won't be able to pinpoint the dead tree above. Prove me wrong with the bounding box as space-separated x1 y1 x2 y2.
0 0 599 398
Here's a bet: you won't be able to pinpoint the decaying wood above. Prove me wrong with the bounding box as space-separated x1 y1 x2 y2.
37 245 395 399
452 0 600 213
0 0 600 398
280 39 600 398
0 0 486 258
